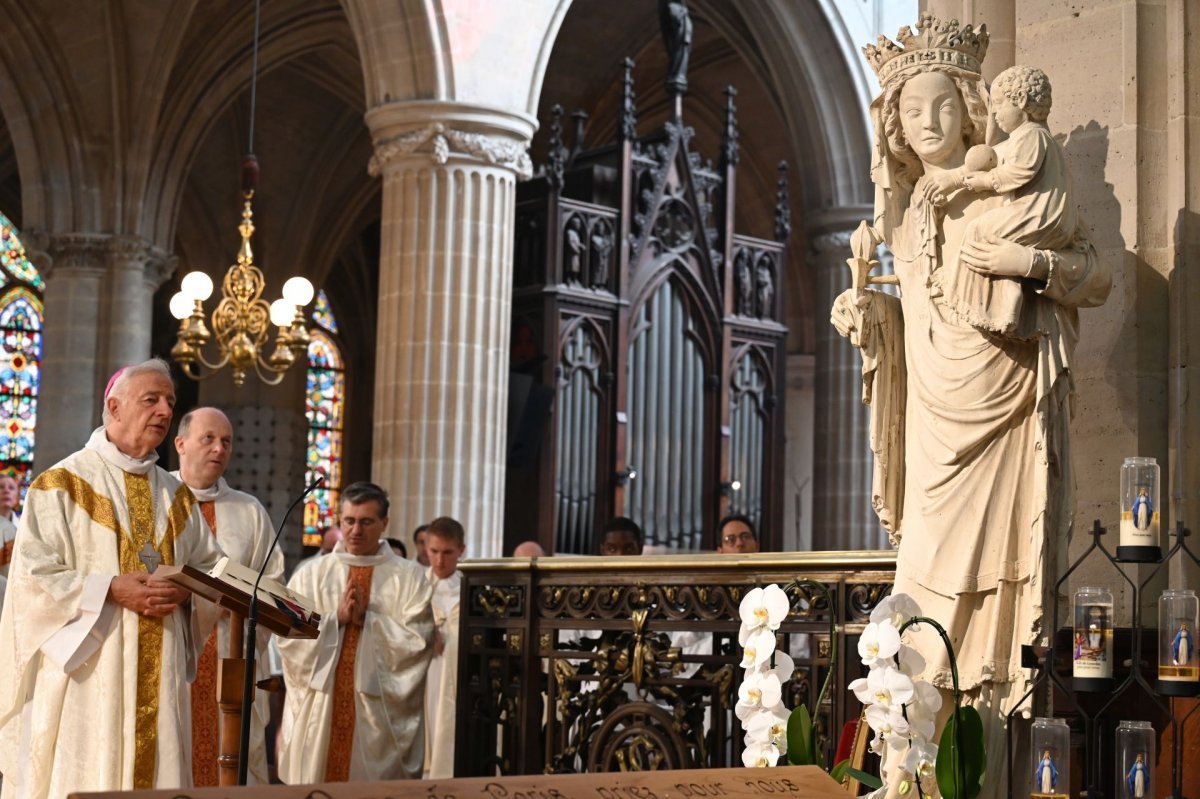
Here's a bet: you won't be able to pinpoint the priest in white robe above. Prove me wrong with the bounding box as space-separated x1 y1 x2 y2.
172 406 283 786
0 359 223 799
278 481 433 783
422 516 465 778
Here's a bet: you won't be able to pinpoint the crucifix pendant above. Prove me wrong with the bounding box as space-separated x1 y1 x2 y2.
138 541 162 573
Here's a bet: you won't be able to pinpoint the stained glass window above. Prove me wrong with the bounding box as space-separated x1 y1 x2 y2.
1 212 45 290
0 286 43 502
311 289 338 333
303 298 345 547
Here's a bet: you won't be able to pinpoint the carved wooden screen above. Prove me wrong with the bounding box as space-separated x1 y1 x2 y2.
504 62 789 555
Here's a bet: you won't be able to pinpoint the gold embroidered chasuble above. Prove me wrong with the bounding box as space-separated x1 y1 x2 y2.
0 431 223 799
278 542 434 784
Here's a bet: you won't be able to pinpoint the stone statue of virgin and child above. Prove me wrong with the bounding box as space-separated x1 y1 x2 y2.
832 15 1111 797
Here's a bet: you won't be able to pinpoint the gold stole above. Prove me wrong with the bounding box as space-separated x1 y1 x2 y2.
29 467 195 790
324 565 374 782
190 500 220 787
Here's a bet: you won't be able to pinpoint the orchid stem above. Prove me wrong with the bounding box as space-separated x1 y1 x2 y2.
898 615 964 799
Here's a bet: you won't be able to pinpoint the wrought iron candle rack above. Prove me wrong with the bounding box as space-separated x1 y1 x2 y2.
1004 520 1199 799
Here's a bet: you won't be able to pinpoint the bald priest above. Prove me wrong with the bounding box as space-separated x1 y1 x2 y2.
0 359 224 799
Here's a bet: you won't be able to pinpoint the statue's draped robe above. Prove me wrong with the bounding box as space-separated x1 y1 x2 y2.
0 429 222 799
423 568 461 778
170 473 283 786
278 542 433 783
856 173 1109 797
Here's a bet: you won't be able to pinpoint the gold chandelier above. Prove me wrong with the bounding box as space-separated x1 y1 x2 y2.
168 185 312 386
168 0 313 387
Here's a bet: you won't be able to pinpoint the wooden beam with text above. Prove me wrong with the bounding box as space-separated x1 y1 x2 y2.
71 765 847 799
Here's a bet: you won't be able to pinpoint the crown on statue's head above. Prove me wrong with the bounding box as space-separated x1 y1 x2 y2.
863 13 990 89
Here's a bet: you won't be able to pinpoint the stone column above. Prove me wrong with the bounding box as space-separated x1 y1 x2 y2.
921 0 1015 81
103 235 174 378
31 234 108 471
364 101 534 558
809 208 887 552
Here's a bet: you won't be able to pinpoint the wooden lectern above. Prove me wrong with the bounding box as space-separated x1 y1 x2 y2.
158 560 319 786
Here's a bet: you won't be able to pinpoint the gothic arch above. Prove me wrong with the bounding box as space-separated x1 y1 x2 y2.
339 0 572 116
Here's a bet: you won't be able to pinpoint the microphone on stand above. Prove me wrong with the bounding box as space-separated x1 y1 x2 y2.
237 474 324 786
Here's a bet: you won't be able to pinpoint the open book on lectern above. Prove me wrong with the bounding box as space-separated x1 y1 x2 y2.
157 556 321 639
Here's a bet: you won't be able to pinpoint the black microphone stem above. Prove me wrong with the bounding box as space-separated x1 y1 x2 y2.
237 476 323 785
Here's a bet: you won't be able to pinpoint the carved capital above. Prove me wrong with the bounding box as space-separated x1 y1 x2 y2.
40 233 109 280
809 230 854 254
101 234 176 290
368 122 533 180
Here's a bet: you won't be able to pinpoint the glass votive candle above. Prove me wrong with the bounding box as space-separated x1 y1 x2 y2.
1031 717 1070 798
1073 585 1114 690
1115 720 1154 799
1118 456 1161 561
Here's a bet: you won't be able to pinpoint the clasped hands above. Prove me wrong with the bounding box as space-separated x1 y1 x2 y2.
109 572 190 617
337 581 367 627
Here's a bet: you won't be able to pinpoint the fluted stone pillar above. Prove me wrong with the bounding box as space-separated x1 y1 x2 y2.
103 235 174 379
365 101 534 558
32 234 108 471
810 208 886 552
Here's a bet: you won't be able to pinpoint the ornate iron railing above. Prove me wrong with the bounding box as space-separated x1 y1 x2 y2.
453 551 897 776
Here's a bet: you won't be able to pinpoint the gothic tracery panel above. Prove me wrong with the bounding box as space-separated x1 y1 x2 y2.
729 349 768 530
555 322 603 553
625 279 706 549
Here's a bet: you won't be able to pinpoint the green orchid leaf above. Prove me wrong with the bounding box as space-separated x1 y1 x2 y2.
936 705 987 799
830 758 850 785
845 766 884 790
786 704 814 766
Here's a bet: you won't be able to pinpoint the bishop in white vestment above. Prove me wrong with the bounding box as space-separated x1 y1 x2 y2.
278 482 433 783
172 406 284 786
0 361 223 799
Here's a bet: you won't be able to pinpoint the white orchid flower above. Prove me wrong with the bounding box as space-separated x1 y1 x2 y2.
739 584 791 634
870 592 922 628
908 680 943 715
896 644 927 678
865 704 911 749
903 681 942 741
741 741 781 768
868 730 886 756
740 626 778 667
771 651 795 684
743 714 771 745
903 737 938 792
745 704 791 753
858 620 902 666
848 676 872 705
736 668 783 720
867 665 914 709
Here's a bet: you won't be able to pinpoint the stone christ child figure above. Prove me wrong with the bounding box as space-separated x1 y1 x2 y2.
834 14 1111 798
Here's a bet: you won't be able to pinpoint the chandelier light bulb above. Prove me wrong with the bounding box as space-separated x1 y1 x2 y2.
169 292 193 320
181 271 214 302
270 298 296 327
731 479 742 492
281 276 315 307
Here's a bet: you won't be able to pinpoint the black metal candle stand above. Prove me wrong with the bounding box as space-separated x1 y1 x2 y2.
1004 520 1199 799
